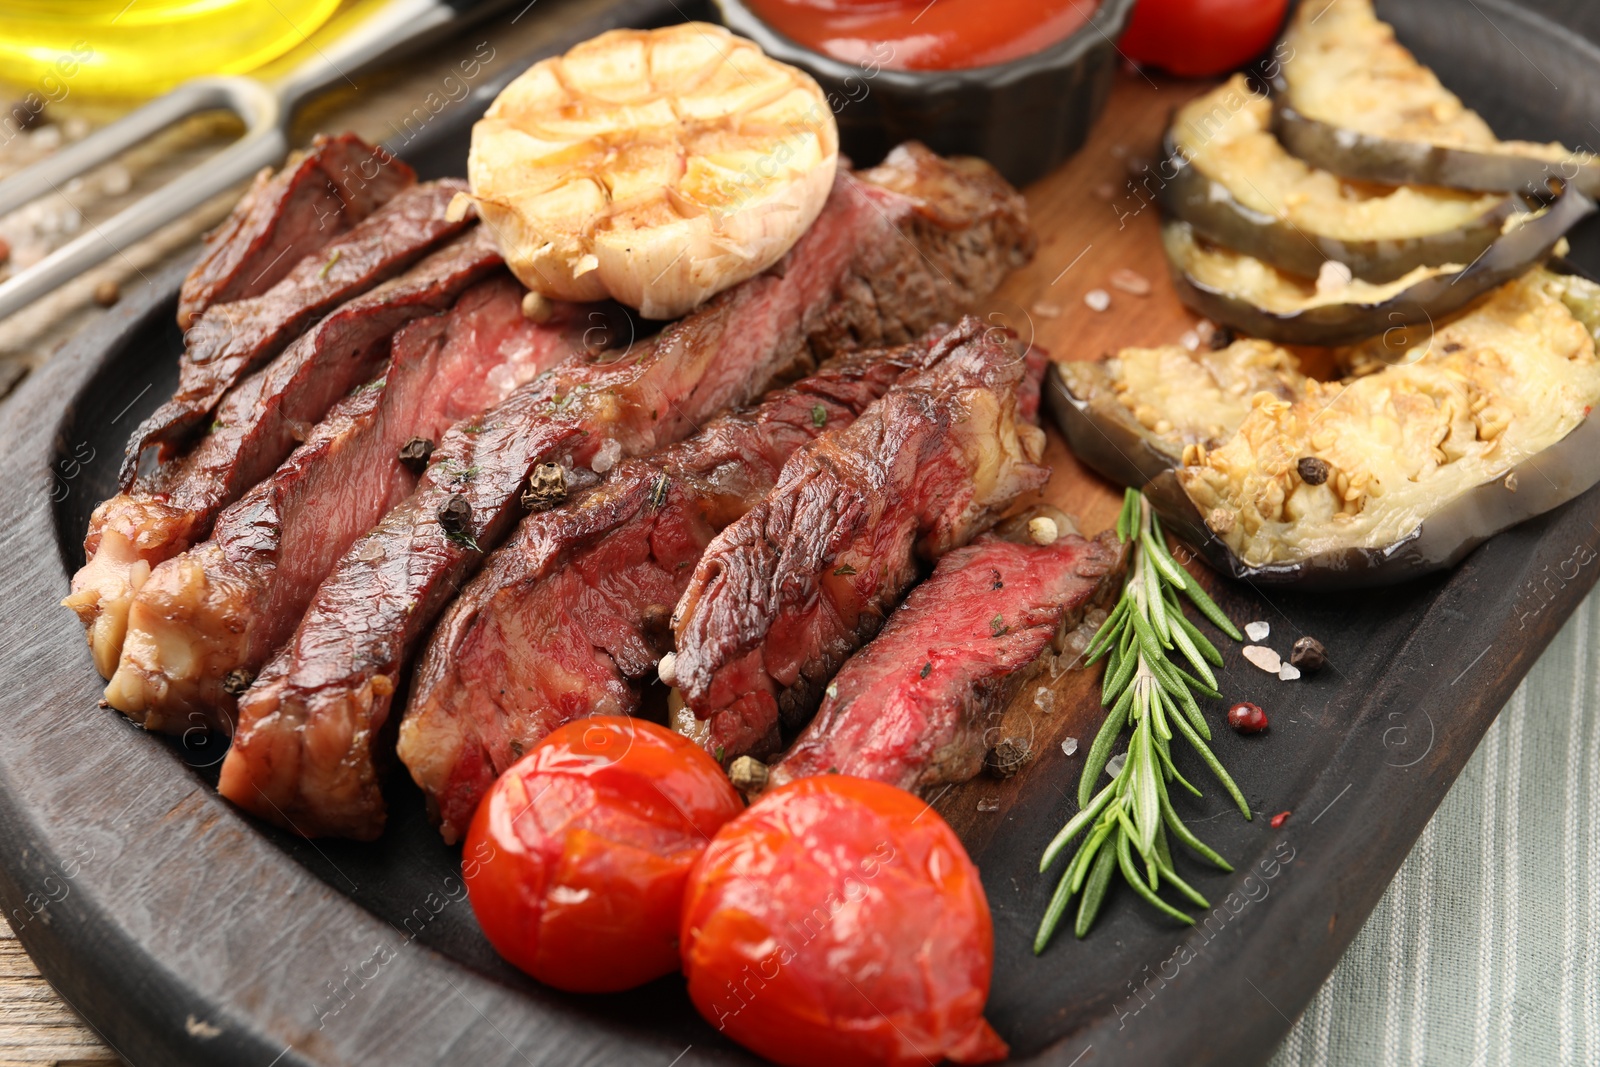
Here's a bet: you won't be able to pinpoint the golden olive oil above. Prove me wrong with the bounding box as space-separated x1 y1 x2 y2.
0 0 343 99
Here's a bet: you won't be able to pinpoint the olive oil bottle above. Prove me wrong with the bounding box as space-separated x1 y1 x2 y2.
0 0 343 98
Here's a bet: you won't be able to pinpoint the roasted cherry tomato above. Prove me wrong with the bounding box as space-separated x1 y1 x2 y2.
681 776 1008 1067
463 715 743 993
1120 0 1290 78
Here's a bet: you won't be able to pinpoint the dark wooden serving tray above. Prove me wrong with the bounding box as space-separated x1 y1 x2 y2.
4 1 1600 1064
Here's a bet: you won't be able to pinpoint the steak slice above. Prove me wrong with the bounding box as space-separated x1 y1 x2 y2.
65 228 502 680
124 180 472 485
177 133 413 328
107 276 581 735
219 148 1033 840
766 528 1124 794
672 317 1049 764
399 339 942 843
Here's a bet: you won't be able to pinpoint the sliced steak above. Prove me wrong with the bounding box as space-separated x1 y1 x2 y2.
399 339 942 843
125 180 472 484
107 276 581 735
672 317 1049 764
219 149 1033 840
177 134 413 328
766 529 1123 794
65 228 502 680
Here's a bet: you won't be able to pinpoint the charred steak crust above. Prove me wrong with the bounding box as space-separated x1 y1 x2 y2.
770 531 1125 794
177 134 414 329
125 180 472 484
399 338 943 843
220 150 1032 840
66 228 503 680
107 276 582 734
672 316 1050 764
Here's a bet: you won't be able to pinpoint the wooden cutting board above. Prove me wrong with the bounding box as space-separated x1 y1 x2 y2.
2 2 1600 1066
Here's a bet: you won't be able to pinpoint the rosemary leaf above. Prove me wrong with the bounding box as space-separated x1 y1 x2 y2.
1036 488 1250 951
1074 834 1120 938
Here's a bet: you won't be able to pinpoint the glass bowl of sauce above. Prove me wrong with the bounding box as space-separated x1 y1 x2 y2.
714 0 1137 185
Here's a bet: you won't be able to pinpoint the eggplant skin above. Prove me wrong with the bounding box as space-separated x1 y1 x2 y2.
1273 103 1600 199
1162 185 1595 347
1144 412 1600 590
1047 340 1305 491
1161 79 1520 284
1273 0 1600 196
1157 269 1600 588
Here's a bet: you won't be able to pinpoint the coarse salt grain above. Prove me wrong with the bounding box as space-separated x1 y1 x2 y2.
1032 301 1062 318
1109 268 1151 296
1084 289 1111 312
1105 751 1127 778
590 438 622 473
1243 645 1282 673
1244 620 1270 642
977 796 1000 813
1278 663 1302 681
1181 330 1201 351
1035 687 1055 713
1061 737 1078 756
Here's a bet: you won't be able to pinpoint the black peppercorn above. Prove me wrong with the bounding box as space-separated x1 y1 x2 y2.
986 736 1033 779
1297 456 1330 486
221 668 254 696
1208 324 1235 350
397 436 434 473
521 463 567 511
1290 636 1327 673
438 494 472 536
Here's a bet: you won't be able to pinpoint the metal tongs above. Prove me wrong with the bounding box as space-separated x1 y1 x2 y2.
0 0 507 322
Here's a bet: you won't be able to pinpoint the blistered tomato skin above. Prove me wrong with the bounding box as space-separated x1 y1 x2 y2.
463 716 744 993
681 776 1008 1067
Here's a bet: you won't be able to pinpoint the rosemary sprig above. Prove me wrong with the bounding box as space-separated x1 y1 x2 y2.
1034 489 1249 950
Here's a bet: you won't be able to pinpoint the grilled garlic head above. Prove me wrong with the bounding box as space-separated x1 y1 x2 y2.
468 23 839 320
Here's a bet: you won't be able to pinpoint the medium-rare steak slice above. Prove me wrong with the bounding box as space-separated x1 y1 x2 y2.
107 276 581 735
178 133 413 328
672 317 1049 763
65 228 502 679
124 180 472 485
399 339 942 843
764 528 1123 794
220 147 1033 840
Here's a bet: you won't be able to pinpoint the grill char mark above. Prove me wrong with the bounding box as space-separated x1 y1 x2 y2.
66 228 503 679
219 147 1032 840
769 531 1124 793
672 317 1051 763
107 276 582 734
177 133 413 329
399 339 942 843
126 180 471 483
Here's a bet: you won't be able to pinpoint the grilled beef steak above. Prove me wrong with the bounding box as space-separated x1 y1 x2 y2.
66 228 503 679
672 317 1049 763
177 134 413 329
399 339 943 843
125 181 471 483
766 529 1123 794
219 147 1032 839
107 276 581 734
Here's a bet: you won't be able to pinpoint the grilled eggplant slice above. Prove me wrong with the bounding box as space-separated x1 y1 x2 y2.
1048 339 1306 488
1163 179 1594 346
1145 268 1600 588
1163 77 1519 283
1273 0 1600 196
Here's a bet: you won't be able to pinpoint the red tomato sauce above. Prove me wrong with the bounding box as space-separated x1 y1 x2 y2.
744 0 1100 71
